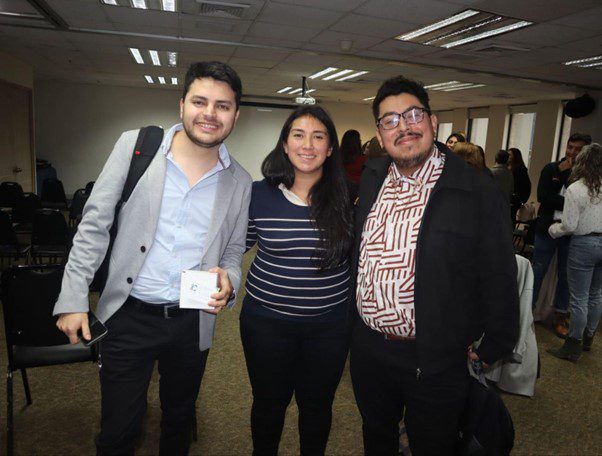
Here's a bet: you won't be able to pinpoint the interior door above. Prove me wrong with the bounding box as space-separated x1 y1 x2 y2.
0 79 35 191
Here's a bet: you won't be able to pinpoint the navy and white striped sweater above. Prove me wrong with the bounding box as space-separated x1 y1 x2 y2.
243 180 349 321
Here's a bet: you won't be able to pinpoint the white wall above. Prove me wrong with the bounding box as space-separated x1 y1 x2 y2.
0 51 33 89
34 80 376 194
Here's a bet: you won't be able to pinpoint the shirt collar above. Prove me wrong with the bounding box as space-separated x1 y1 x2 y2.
162 123 232 170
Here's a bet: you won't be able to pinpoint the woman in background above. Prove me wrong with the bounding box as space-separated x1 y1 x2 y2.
241 106 353 456
508 147 532 221
445 132 466 151
341 129 366 184
548 143 602 361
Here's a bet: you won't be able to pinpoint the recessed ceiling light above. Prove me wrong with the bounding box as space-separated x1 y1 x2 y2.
277 87 293 94
131 0 147 9
336 70 369 82
424 80 461 89
171 77 178 85
578 62 602 68
158 77 166 84
442 21 532 48
101 0 118 4
148 50 161 66
397 9 480 41
161 0 176 12
167 52 177 67
442 84 485 92
322 69 354 81
564 55 602 66
129 48 144 64
289 88 303 94
363 96 375 101
308 67 338 79
144 75 154 83
396 9 532 49
306 89 316 93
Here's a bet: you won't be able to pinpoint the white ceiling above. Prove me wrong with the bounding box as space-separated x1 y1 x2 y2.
1 0 601 109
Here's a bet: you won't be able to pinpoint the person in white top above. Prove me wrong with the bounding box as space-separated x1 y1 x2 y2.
548 143 602 361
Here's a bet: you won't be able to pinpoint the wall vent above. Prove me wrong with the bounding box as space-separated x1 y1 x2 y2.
195 1 250 19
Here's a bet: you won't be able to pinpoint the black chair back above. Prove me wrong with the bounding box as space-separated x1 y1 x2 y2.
1 265 69 354
69 188 89 226
41 178 68 208
12 192 41 225
85 181 95 194
0 182 24 208
0 211 18 248
32 209 70 246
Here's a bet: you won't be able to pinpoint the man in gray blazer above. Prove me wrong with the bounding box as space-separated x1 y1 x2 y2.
54 61 252 455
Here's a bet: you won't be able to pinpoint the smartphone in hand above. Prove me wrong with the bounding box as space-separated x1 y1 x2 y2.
78 311 108 346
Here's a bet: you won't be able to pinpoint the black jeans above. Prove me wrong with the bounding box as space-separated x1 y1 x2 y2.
350 321 469 456
96 298 209 456
240 311 350 456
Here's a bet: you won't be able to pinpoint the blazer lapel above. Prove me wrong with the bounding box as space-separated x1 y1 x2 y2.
203 167 236 254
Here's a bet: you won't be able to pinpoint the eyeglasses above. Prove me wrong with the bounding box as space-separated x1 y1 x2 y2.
377 107 429 130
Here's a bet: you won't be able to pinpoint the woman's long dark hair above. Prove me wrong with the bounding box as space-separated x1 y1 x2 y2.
261 106 353 269
341 129 362 165
570 143 602 203
508 147 526 170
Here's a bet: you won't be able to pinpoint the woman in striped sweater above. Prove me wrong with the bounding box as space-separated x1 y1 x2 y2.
241 105 353 456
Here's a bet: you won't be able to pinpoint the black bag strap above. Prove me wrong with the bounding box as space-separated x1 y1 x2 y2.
120 125 164 205
90 126 163 294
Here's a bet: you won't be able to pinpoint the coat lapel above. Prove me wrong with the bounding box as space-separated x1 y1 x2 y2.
203 167 237 254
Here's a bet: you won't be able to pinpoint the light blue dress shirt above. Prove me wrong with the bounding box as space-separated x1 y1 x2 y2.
130 123 231 304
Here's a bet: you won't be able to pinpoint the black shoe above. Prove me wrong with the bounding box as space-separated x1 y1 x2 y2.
583 332 594 352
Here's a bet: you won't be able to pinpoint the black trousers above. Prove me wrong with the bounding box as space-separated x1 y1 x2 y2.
240 311 350 456
96 298 209 456
350 321 469 456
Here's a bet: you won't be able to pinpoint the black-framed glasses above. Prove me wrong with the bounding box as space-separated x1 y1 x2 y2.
377 107 428 130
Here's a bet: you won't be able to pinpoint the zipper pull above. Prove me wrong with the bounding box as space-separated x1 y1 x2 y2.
416 368 421 380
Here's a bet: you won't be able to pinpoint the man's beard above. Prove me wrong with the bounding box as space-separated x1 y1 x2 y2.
391 132 432 170
183 121 230 149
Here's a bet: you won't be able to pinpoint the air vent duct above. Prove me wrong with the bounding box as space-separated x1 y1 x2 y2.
195 1 249 19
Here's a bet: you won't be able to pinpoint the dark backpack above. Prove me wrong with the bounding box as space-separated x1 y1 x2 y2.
459 377 515 456
90 126 164 293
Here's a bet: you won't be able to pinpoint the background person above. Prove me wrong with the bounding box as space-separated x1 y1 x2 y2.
548 143 602 361
508 147 532 221
445 132 466 151
341 128 367 184
241 106 353 456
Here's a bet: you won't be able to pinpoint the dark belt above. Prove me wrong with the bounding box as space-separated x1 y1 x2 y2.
125 296 192 319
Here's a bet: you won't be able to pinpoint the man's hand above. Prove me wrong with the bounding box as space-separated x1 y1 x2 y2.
558 157 573 171
206 267 233 314
56 312 89 344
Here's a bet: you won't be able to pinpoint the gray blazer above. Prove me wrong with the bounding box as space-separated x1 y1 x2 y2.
53 128 252 351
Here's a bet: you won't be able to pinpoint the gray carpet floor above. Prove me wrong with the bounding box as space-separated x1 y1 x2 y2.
1 250 600 455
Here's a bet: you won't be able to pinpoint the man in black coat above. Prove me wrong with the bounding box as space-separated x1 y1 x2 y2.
349 75 519 456
531 133 591 337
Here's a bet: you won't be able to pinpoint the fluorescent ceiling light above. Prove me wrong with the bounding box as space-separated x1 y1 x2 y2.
289 88 303 94
171 77 178 85
564 55 602 66
131 0 147 9
144 75 154 83
424 80 461 89
336 70 369 82
158 77 166 84
161 0 176 12
443 21 532 48
578 62 602 68
167 51 177 67
308 67 338 79
101 0 118 4
277 86 293 94
397 9 480 40
439 82 474 90
148 50 161 66
443 84 485 92
128 48 144 64
425 16 502 45
322 69 354 81
363 96 375 101
306 89 316 94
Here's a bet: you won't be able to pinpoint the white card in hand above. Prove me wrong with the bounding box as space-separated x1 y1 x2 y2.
179 270 218 310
